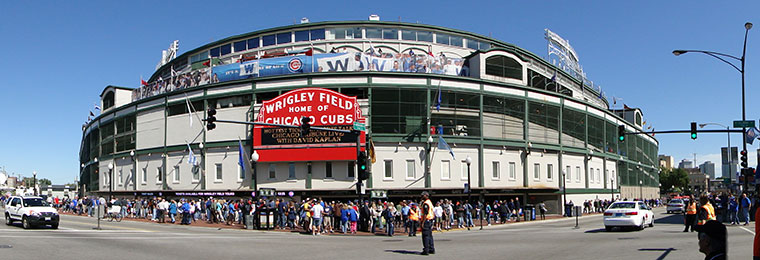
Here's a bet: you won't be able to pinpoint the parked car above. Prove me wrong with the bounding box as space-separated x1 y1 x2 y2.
603 201 654 231
4 195 59 229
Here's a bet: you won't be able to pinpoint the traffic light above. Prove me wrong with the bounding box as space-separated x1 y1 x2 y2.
740 150 748 168
206 108 217 131
690 122 697 140
617 125 625 142
300 116 311 136
357 151 369 180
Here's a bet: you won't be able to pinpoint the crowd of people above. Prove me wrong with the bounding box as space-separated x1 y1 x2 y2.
38 195 564 235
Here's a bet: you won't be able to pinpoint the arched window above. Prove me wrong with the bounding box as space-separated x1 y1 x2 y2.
485 55 522 80
103 91 115 110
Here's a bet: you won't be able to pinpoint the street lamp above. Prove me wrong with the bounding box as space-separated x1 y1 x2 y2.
639 180 643 200
251 150 259 191
465 156 472 231
426 135 434 188
108 162 114 200
130 150 136 192
610 179 615 201
674 22 752 191
32 171 37 196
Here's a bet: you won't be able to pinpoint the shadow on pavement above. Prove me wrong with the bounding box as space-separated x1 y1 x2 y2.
385 250 421 255
638 248 677 260
654 214 684 225
585 227 639 233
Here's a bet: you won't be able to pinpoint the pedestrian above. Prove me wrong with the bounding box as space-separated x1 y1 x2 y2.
684 195 697 232
311 199 324 235
697 195 716 226
383 202 395 237
408 203 419 236
419 192 435 255
728 195 739 225
348 202 358 234
695 220 726 260
740 193 751 225
538 201 547 220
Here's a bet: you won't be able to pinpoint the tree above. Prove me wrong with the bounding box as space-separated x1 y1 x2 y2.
659 167 689 194
38 178 52 186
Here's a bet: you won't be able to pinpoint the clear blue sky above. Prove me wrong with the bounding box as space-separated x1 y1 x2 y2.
1 1 759 184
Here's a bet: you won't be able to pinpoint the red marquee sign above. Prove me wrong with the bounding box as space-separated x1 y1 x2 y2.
253 88 365 162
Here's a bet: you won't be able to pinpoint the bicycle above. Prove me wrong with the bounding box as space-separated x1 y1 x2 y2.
106 206 123 222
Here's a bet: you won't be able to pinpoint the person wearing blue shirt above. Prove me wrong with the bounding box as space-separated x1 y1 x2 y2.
402 202 411 234
348 203 359 234
168 200 177 223
729 196 739 225
740 193 751 225
341 205 350 234
181 200 191 225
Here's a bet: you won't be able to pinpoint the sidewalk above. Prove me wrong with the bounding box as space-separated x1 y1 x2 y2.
57 210 605 236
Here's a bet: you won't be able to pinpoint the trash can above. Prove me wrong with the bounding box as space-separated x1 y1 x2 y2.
246 214 254 230
573 206 583 217
523 205 535 221
259 209 274 229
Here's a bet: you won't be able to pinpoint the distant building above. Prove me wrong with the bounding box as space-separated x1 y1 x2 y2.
679 159 694 169
687 168 709 194
6 177 17 188
722 147 738 182
38 185 76 199
699 161 716 180
659 155 674 169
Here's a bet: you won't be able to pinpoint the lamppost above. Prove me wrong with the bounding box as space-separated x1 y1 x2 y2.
562 170 567 216
465 155 472 230
251 150 259 192
639 180 643 200
674 22 752 191
108 163 114 200
199 143 205 190
610 179 615 201
32 171 37 196
130 150 136 192
426 135 433 188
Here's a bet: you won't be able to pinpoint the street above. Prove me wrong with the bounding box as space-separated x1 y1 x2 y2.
0 207 753 259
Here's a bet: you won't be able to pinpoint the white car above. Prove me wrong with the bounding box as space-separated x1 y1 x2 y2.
603 201 654 231
4 196 59 229
666 199 685 214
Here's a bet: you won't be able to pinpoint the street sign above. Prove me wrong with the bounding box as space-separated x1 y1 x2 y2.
258 188 276 197
370 190 388 199
353 122 366 131
733 120 755 128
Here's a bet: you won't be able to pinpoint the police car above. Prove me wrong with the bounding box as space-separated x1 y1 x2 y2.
4 196 59 229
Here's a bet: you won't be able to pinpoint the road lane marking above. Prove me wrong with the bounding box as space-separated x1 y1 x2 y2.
0 235 271 240
740 227 756 235
59 219 155 232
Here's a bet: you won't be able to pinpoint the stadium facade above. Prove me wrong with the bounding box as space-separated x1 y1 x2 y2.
79 18 659 214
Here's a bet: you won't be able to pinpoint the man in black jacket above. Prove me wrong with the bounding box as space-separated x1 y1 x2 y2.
514 197 522 222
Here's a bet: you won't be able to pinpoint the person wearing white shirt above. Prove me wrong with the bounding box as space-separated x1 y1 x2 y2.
433 203 444 231
311 201 324 235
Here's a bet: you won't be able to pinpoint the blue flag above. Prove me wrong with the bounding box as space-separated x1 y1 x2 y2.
238 139 248 174
435 86 441 112
438 135 455 159
745 127 760 145
187 144 197 166
551 71 557 82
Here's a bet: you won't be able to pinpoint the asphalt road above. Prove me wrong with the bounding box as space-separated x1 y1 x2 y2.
0 208 754 259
